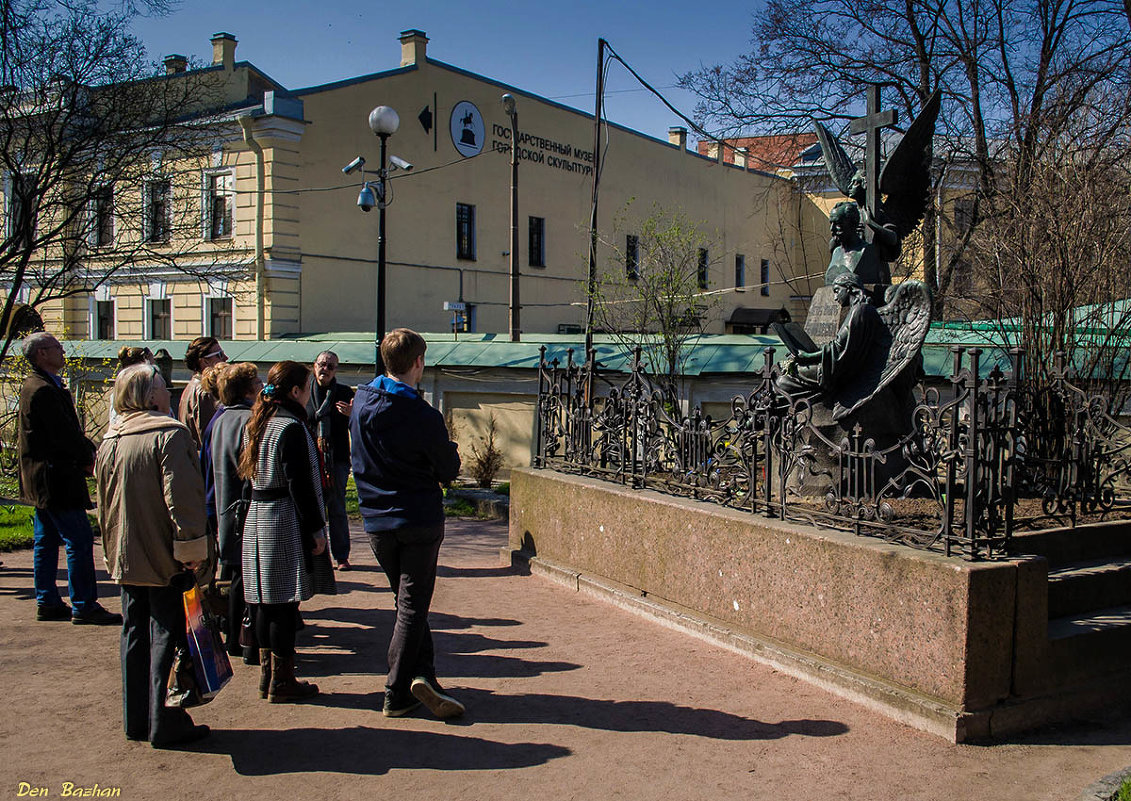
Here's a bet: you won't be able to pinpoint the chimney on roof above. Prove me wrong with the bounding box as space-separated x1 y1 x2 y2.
211 32 237 71
400 29 428 67
164 54 187 75
668 126 687 152
735 147 748 170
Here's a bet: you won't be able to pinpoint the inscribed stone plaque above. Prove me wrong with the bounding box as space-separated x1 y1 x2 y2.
803 285 843 346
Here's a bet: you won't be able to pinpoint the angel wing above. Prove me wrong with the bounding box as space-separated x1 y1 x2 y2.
877 89 941 239
835 280 932 420
814 120 861 201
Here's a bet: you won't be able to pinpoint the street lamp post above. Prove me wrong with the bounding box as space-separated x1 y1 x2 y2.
368 105 400 374
502 94 520 342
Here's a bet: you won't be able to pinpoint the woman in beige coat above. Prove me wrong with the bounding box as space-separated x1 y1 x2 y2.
96 364 212 748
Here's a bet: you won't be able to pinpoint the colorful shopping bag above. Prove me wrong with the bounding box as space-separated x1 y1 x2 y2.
182 579 233 702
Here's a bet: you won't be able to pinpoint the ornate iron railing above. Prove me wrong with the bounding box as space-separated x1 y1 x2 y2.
533 345 1131 560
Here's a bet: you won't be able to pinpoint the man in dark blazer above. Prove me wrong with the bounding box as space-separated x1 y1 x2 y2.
19 332 121 625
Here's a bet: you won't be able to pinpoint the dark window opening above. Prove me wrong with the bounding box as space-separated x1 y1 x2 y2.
697 248 709 290
735 254 745 289
760 258 770 297
95 300 114 339
528 216 545 267
456 203 476 260
145 179 170 243
626 234 639 280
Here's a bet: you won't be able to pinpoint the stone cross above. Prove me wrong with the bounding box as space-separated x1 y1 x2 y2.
847 84 898 240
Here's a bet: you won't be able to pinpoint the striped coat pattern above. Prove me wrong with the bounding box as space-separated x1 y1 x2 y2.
242 412 326 605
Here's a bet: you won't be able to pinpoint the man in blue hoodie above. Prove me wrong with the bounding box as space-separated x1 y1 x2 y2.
351 328 464 719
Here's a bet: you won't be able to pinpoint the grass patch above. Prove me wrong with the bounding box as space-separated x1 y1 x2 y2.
345 475 360 517
0 504 36 551
1117 776 1131 801
445 497 478 517
494 482 510 496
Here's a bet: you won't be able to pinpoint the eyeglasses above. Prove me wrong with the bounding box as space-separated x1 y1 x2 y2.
204 349 226 360
315 362 337 370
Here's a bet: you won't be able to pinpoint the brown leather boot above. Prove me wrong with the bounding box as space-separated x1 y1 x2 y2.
258 649 272 699
267 653 319 703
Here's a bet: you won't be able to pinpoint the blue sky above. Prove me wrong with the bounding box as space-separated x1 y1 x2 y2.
128 0 761 145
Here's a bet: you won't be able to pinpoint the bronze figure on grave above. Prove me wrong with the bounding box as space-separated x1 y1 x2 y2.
775 272 932 424
814 87 941 290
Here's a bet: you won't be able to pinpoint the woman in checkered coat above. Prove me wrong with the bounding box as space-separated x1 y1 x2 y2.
238 361 327 703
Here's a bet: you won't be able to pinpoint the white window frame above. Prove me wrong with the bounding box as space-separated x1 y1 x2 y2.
87 285 117 340
4 170 38 242
202 280 235 339
201 169 234 241
143 281 173 340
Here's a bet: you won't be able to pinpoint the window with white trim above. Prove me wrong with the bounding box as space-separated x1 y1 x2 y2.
148 298 171 339
208 296 233 339
206 172 233 240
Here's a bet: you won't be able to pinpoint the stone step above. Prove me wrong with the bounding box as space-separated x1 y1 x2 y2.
1046 604 1131 685
1009 520 1131 567
1047 556 1131 618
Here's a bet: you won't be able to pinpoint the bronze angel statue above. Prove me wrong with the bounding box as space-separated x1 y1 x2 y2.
776 272 932 425
814 89 941 287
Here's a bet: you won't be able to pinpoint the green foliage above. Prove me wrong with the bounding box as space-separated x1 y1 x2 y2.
494 482 510 496
0 504 35 551
468 414 505 489
1117 776 1131 801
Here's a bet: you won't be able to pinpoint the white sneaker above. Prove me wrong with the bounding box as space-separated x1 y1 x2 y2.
410 677 465 719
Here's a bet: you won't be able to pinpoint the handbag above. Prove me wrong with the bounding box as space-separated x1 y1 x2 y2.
165 645 204 708
166 576 233 707
238 604 256 649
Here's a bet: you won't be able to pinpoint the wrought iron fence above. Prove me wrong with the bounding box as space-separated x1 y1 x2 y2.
534 345 1131 560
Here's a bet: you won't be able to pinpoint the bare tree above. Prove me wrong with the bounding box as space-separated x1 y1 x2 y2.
0 0 236 360
592 203 720 403
680 0 1131 315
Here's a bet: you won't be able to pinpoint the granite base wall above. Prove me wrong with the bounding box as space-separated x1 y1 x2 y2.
508 467 1050 742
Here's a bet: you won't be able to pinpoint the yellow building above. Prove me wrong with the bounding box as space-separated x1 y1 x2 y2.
6 29 829 342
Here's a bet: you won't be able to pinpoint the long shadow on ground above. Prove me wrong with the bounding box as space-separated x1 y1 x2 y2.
191 726 571 776
443 688 849 741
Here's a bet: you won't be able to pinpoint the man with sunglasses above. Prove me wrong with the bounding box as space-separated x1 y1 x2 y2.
178 336 228 452
307 350 355 570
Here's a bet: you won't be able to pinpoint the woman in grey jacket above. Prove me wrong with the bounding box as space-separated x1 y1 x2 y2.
96 364 211 748
209 362 262 662
239 361 327 703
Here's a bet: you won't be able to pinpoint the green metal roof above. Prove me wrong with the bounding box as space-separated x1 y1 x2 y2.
54 321 1121 382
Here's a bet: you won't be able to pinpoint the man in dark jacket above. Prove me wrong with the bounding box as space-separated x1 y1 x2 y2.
18 332 121 625
351 328 463 719
307 350 355 570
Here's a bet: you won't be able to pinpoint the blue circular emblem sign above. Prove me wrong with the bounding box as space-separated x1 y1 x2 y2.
450 100 485 158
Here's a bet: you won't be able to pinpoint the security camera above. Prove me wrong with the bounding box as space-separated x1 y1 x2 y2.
389 155 414 172
342 156 366 174
357 182 376 212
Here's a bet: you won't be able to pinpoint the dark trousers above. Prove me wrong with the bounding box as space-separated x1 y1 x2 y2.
256 601 298 657
327 461 352 564
368 522 444 696
120 583 196 744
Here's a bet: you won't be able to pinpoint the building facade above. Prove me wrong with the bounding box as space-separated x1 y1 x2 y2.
5 29 829 342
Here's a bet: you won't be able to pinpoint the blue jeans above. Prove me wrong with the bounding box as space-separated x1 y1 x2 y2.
327 461 352 563
33 507 99 612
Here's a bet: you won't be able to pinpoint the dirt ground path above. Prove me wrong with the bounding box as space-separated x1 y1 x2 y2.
2 518 1130 801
